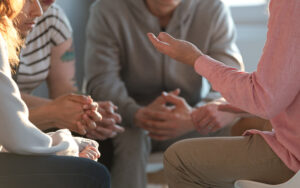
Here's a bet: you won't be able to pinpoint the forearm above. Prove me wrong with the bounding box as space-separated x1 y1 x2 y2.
47 38 78 99
21 93 51 109
29 104 57 131
21 93 58 130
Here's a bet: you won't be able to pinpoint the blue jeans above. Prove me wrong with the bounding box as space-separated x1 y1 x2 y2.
0 153 110 188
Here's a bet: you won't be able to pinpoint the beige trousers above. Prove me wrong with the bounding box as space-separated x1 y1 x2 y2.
164 134 294 188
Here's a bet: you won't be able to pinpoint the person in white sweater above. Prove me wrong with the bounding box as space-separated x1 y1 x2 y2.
0 0 110 187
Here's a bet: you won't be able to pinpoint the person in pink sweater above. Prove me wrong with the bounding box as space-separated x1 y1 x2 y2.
148 0 300 187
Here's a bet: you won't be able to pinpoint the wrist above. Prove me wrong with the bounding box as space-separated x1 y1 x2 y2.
29 103 57 130
134 107 145 128
189 49 203 66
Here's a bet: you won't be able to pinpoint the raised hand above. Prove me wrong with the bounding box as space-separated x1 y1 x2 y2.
148 32 203 66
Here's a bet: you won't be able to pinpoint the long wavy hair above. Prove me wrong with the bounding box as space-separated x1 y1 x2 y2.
0 0 24 66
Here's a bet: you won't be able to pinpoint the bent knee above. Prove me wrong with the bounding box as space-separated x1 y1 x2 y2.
163 141 187 170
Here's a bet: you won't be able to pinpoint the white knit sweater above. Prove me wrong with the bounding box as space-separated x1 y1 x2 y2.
0 33 79 156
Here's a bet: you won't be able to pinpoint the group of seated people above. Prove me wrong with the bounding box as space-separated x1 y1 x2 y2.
0 0 299 187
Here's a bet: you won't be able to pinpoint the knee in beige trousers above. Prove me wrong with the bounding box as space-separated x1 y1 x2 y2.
164 135 294 188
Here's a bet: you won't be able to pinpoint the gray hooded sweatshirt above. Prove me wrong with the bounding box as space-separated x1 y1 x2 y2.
84 0 243 127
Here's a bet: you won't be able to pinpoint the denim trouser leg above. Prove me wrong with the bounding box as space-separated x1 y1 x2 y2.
0 153 110 188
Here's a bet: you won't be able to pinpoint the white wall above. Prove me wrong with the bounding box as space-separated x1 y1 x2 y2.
229 2 268 72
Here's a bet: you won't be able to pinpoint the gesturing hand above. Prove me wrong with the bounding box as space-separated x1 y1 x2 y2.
147 32 203 66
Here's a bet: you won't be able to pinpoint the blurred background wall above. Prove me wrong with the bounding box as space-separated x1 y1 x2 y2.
33 0 269 97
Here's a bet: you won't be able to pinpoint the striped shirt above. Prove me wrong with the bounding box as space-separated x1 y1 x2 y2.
17 4 72 93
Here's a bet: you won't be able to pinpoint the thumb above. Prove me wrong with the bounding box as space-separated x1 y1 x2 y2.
68 94 92 104
153 95 167 105
162 92 185 107
168 88 180 96
147 33 169 53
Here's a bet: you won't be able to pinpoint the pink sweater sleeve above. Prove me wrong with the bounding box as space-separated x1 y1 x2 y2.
194 0 300 119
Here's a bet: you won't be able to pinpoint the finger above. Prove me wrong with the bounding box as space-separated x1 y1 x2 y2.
82 114 97 129
200 120 217 135
98 101 114 113
147 33 170 53
84 146 100 159
88 146 101 158
191 107 208 124
76 121 87 135
97 118 116 127
80 150 94 160
194 115 212 130
99 118 125 133
86 110 102 122
113 104 118 111
67 94 92 104
79 152 89 159
95 126 117 138
112 113 122 124
168 88 180 96
161 92 186 107
157 32 177 44
152 95 167 106
111 124 125 133
83 101 98 110
99 108 122 124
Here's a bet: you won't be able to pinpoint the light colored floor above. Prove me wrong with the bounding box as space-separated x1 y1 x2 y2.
147 153 168 188
147 169 168 188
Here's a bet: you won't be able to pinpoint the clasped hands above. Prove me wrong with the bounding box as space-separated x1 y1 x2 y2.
135 89 194 141
135 90 241 141
49 94 124 140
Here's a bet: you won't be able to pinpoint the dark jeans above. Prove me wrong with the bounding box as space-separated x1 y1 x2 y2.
0 153 110 188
